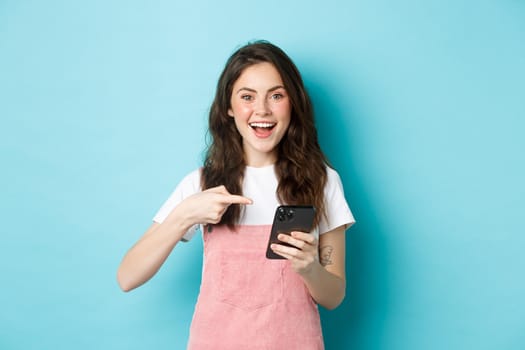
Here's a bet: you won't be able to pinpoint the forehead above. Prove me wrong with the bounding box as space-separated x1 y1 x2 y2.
233 62 284 89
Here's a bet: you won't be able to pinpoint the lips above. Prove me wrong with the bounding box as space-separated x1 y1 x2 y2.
249 122 276 129
249 122 276 138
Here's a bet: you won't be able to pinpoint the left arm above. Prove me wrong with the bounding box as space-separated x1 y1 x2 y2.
270 225 346 309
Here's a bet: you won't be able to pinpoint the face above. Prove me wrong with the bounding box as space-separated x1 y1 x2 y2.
228 62 292 167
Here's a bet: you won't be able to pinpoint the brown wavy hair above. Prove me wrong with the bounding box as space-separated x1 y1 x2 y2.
202 40 329 229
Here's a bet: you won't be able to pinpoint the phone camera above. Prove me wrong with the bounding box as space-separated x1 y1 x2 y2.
278 207 286 221
287 209 294 219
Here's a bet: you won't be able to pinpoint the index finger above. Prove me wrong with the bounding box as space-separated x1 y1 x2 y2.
222 194 253 205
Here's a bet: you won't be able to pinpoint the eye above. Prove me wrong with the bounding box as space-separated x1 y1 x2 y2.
241 94 253 101
270 93 284 101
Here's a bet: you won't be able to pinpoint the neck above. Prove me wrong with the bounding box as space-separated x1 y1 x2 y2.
244 152 277 168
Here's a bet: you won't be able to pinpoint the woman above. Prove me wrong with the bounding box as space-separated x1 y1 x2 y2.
117 40 355 349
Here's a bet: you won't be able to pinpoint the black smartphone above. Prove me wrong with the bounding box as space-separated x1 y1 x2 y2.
265 205 316 259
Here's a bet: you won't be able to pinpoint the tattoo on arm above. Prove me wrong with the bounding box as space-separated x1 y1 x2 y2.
320 245 334 266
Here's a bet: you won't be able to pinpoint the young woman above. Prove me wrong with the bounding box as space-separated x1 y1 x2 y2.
117 41 355 349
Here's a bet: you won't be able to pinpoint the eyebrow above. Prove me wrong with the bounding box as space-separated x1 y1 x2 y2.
235 85 285 94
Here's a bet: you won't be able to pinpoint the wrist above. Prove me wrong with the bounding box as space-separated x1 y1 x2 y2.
164 205 195 235
298 259 322 279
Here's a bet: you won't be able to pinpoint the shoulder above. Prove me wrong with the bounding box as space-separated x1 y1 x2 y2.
325 165 344 191
152 167 202 225
326 166 340 180
185 167 202 181
177 168 202 190
319 165 355 233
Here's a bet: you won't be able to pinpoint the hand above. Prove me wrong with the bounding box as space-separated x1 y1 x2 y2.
270 231 319 276
173 185 252 226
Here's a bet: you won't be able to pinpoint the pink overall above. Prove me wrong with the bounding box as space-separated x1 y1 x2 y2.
187 225 324 350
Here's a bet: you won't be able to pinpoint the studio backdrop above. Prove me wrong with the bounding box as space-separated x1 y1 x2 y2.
1 1 524 349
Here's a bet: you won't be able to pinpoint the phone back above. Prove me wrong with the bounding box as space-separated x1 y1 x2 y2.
265 205 315 259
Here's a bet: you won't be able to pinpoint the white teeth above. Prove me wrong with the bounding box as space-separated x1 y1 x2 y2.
249 122 275 128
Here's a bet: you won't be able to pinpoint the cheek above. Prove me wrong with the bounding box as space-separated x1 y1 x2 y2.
273 102 291 120
231 102 253 118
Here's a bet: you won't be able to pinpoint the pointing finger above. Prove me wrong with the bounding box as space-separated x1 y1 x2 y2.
207 185 230 195
223 194 253 205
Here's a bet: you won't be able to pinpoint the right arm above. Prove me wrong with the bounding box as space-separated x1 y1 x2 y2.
116 186 252 292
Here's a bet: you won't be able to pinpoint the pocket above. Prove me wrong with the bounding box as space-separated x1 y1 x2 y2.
219 253 284 310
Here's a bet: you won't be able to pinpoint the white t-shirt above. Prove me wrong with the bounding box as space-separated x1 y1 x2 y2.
153 165 355 241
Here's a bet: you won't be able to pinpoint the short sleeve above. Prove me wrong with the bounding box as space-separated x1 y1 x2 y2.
318 167 356 235
152 169 202 241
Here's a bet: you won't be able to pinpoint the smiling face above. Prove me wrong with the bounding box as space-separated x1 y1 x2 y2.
228 62 292 167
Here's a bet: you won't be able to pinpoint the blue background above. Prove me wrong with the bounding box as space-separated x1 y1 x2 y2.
1 1 524 349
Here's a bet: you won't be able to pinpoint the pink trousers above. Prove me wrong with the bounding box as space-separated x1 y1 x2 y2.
187 225 324 350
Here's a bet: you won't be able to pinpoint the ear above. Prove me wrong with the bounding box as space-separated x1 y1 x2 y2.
227 108 234 117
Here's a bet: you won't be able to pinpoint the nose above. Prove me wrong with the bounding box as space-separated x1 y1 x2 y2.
254 98 270 116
